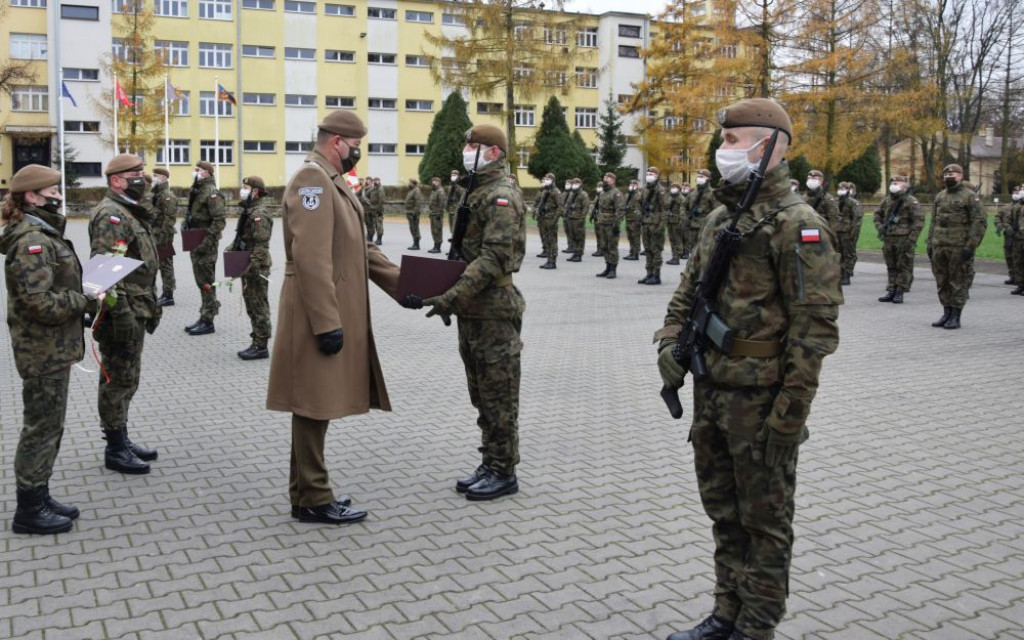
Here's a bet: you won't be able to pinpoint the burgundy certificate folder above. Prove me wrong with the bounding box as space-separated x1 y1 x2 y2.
181 229 208 252
397 255 467 299
157 243 176 260
223 251 252 278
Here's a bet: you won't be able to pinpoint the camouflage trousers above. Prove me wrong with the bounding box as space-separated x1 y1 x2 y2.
407 214 421 243
289 413 335 507
97 320 146 432
243 269 271 346
561 215 571 249
457 316 522 475
667 216 685 259
364 210 375 240
429 215 444 247
374 213 384 240
883 237 915 292
837 231 858 280
931 245 975 308
539 215 559 261
685 221 703 255
1003 235 1015 281
159 256 175 297
448 212 456 237
1010 235 1024 284
566 218 586 255
596 221 620 265
625 216 642 257
690 381 798 640
191 252 220 322
15 367 71 489
643 220 666 272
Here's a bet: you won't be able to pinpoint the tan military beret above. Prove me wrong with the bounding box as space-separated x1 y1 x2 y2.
431 176 442 182
697 169 711 178
153 167 170 178
196 161 215 174
572 178 582 184
9 164 61 194
943 164 963 174
105 153 144 176
808 170 824 179
671 182 682 189
450 169 461 176
604 172 617 180
790 179 800 187
544 173 555 180
319 109 368 138
144 174 153 184
629 179 639 184
465 124 507 153
409 178 418 186
647 166 660 175
716 98 793 142
243 175 265 190
891 174 909 183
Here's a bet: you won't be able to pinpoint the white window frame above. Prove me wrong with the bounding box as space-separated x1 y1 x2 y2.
441 12 465 26
284 94 316 107
156 139 191 165
242 44 275 58
514 105 535 127
242 92 275 106
405 144 426 156
517 148 529 169
544 27 566 45
618 24 642 38
199 43 232 68
199 91 234 116
368 98 397 110
243 140 276 153
170 90 190 116
575 107 598 129
9 33 47 60
154 0 188 17
368 52 396 65
198 0 232 20
325 3 354 15
284 47 315 61
64 68 100 81
199 140 234 165
325 96 355 108
11 0 47 7
575 67 597 88
405 10 432 22
405 54 428 67
11 85 48 111
368 143 397 155
285 141 314 153
576 27 597 48
325 49 355 63
405 99 433 112
618 45 640 58
63 120 101 133
284 0 315 13
367 6 395 19
155 40 189 66
242 0 274 9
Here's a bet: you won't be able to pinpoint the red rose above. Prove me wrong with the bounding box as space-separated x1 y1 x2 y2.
202 284 211 291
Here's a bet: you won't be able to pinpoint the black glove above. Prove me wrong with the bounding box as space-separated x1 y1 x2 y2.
400 294 423 309
145 315 160 335
83 293 99 317
960 248 973 261
111 312 142 343
927 246 933 260
317 329 344 355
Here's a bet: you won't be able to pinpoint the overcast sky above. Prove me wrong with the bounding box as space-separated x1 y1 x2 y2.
562 0 667 16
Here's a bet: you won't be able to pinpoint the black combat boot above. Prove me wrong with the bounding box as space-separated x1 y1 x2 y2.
124 426 158 462
1005 278 1015 285
536 251 548 258
931 305 952 327
878 290 896 302
840 275 851 286
428 243 441 254
539 260 556 269
667 256 680 265
596 263 611 278
638 271 652 284
374 235 382 246
592 250 604 257
408 241 420 250
465 468 518 501
624 252 638 261
456 463 491 493
943 307 962 329
12 487 73 535
647 269 662 285
562 247 573 253
367 231 374 242
666 614 735 640
605 264 617 279
104 429 151 474
892 290 904 304
184 319 203 332
681 251 690 260
239 342 269 360
1012 287 1024 295
567 254 582 262
187 321 215 335
157 294 174 307
42 484 80 520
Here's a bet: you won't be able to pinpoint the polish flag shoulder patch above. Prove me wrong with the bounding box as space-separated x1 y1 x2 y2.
801 228 820 243
27 245 43 254
495 198 509 207
108 215 122 225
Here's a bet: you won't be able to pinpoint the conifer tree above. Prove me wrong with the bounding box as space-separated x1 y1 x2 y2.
571 130 600 186
419 92 473 183
836 144 882 195
527 96 576 182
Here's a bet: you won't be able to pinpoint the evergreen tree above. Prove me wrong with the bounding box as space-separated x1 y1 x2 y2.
53 141 81 188
836 144 882 195
571 130 600 186
419 92 473 183
787 155 812 186
596 96 626 175
528 96 576 182
705 129 723 186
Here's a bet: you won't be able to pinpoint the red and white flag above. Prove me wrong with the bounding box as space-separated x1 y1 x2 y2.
801 228 820 243
115 80 134 108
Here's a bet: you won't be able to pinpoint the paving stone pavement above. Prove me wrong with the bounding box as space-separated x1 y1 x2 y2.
1 219 1022 640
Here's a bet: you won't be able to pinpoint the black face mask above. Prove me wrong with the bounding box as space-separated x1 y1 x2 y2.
340 143 361 173
40 196 62 215
944 177 959 188
602 182 612 191
124 176 147 201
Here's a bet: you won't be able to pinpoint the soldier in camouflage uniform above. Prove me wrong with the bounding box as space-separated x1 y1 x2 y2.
926 164 987 329
2 165 98 534
446 170 466 240
803 169 839 231
370 177 385 245
639 167 668 285
565 178 590 262
656 99 842 640
595 172 625 279
623 179 642 260
183 161 225 335
150 168 178 306
835 181 862 284
360 176 375 241
427 177 446 253
232 176 275 360
665 182 686 265
534 172 560 269
685 169 717 260
404 179 425 250
415 124 526 502
1009 186 1024 294
995 187 1017 286
89 154 162 475
873 175 923 302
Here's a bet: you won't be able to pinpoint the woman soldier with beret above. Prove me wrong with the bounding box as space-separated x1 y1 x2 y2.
1 164 98 534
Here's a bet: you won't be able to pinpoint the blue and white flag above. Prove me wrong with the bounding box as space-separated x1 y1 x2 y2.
61 81 78 107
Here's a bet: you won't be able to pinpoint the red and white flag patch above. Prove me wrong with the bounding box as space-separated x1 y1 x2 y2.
108 215 122 225
801 228 820 243
27 245 43 254
495 198 509 206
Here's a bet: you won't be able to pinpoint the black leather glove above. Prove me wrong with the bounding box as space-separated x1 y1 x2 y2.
83 293 99 316
400 294 423 309
145 315 160 335
960 248 973 262
317 329 344 355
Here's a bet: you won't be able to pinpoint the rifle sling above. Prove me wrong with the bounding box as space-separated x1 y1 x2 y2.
730 337 782 358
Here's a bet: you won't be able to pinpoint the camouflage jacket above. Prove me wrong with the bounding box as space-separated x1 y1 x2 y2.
235 196 274 275
665 193 686 223
873 193 922 240
622 188 642 221
1008 202 1024 239
654 163 843 436
369 186 385 215
150 182 178 246
927 183 987 249
533 186 561 221
639 183 667 225
836 195 862 234
446 183 466 215
687 184 717 229
1 207 88 378
804 188 839 231
89 191 161 320
440 163 526 320
564 190 590 220
597 185 625 225
404 186 426 215
185 176 226 256
428 186 447 216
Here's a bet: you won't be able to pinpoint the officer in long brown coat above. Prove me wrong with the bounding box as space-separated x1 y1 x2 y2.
266 110 402 525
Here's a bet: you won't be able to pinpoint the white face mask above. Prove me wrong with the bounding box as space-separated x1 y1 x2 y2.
564 183 571 190
542 179 552 187
193 171 201 181
837 189 848 197
715 138 764 184
889 183 903 194
463 146 491 173
450 175 459 182
1012 192 1023 201
696 177 707 186
573 184 580 190
791 185 798 192
806 179 821 190
628 185 636 191
670 188 679 195
645 174 657 184
239 188 252 199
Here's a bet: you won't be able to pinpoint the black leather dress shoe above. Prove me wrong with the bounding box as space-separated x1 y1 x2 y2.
238 346 269 360
185 320 203 332
465 470 518 501
297 501 366 524
157 295 175 307
187 321 215 335
292 495 351 518
666 615 734 640
455 465 490 493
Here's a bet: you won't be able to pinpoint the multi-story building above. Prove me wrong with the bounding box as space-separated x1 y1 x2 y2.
0 0 670 189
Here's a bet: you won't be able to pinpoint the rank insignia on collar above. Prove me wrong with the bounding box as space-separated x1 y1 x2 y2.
801 228 820 243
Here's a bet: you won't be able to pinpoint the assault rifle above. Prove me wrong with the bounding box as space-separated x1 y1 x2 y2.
687 185 707 219
879 197 905 239
589 191 600 224
660 130 781 419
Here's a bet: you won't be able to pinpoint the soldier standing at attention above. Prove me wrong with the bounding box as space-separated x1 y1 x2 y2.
151 167 178 307
566 178 590 262
406 124 526 501
232 176 275 360
360 176 375 241
874 175 922 303
835 182 862 284
508 173 522 197
404 179 425 251
560 178 573 254
656 98 842 640
446 170 466 240
369 177 385 245
595 172 625 279
803 169 839 231
639 167 668 285
427 176 446 253
927 164 987 329
684 169 717 260
183 161 225 335
1009 186 1024 294
623 179 642 260
2 165 98 534
665 182 686 266
995 187 1017 287
89 154 162 475
535 173 560 269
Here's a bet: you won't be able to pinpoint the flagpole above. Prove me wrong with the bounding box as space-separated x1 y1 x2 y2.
58 67 67 216
214 76 220 185
113 73 119 154
164 73 170 171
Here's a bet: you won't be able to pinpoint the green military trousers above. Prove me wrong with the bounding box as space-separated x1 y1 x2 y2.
242 269 271 347
97 320 146 433
931 246 975 307
15 367 71 490
191 251 220 322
